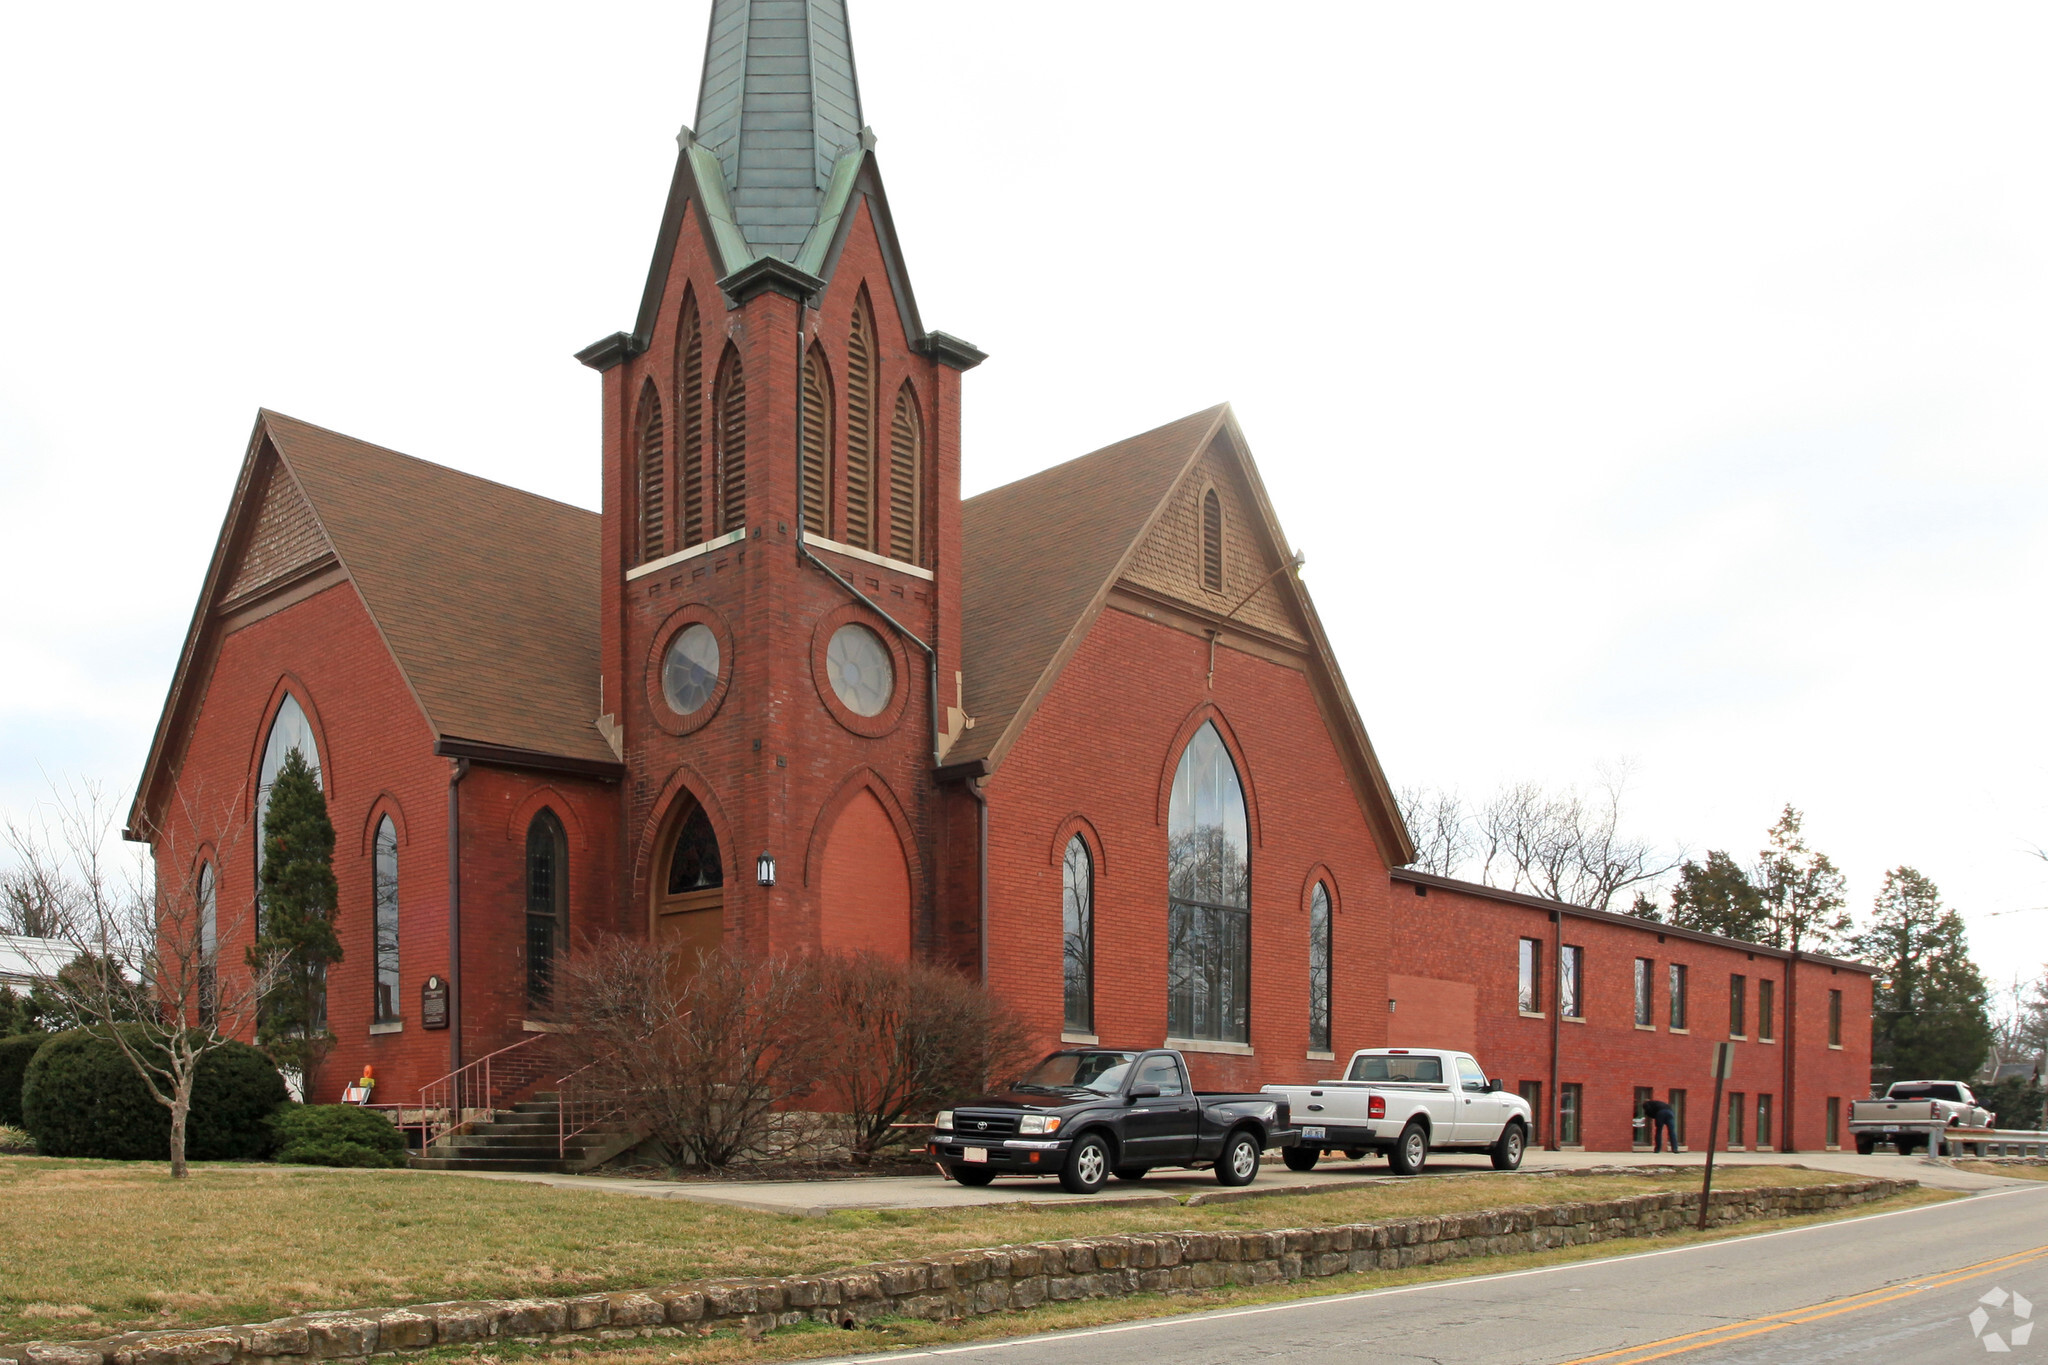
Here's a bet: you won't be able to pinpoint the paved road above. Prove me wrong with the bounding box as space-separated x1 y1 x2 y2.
806 1181 2048 1364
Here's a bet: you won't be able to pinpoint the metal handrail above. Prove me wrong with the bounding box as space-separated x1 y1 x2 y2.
412 1033 548 1150
555 1058 624 1160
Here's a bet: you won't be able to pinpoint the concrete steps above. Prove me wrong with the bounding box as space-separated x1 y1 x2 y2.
410 1094 638 1173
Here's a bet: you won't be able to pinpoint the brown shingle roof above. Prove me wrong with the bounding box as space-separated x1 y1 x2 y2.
262 411 611 765
953 406 1227 770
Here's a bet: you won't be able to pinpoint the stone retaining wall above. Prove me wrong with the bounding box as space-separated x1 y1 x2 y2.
6 1178 1908 1365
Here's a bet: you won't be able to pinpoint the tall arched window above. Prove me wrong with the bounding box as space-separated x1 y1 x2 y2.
676 290 706 546
1167 721 1250 1042
1308 882 1332 1052
1201 488 1224 592
888 382 922 564
196 861 218 1027
372 817 400 1024
256 694 320 879
800 346 834 538
636 380 666 563
525 810 568 1009
714 344 747 535
1062 835 1094 1034
844 292 877 550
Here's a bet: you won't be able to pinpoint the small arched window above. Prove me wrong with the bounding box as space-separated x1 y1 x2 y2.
196 860 218 1027
1062 835 1094 1034
676 291 706 546
636 380 666 563
1167 721 1250 1042
889 383 922 564
1201 488 1224 592
845 292 877 550
525 810 568 1009
1309 882 1332 1052
714 344 747 535
800 346 834 538
373 817 400 1024
668 805 724 893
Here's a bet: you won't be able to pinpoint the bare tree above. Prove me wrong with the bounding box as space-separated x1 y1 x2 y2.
1 861 77 939
1396 785 1472 877
559 937 834 1171
5 778 280 1178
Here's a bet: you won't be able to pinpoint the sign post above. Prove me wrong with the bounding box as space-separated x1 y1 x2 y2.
1699 1041 1735 1232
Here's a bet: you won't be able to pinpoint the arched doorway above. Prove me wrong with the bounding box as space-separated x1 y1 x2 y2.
654 802 723 976
819 788 911 960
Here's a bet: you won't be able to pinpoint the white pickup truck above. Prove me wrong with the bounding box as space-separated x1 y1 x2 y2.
1261 1048 1533 1175
1851 1081 1995 1155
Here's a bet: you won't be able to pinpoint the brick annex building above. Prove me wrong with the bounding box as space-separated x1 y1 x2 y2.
128 0 1872 1154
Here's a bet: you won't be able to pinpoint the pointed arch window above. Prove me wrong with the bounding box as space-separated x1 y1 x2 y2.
800 346 834 538
845 293 877 550
667 805 723 894
1167 721 1250 1043
372 817 400 1024
714 344 747 535
256 694 320 879
196 861 218 1027
676 291 706 546
635 381 666 563
525 810 568 1009
1062 835 1094 1034
889 382 923 564
1201 488 1224 592
1309 882 1332 1052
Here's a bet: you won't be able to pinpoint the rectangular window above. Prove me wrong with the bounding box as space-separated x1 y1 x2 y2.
1635 958 1654 1027
1634 1086 1655 1148
1759 978 1776 1042
1829 989 1843 1046
1826 1096 1841 1148
1728 1092 1746 1147
1669 1089 1688 1147
1518 938 1542 1013
1669 963 1689 1030
1559 1083 1583 1146
1308 883 1332 1052
1560 944 1584 1020
1729 974 1747 1037
1757 1094 1774 1149
1519 1080 1543 1144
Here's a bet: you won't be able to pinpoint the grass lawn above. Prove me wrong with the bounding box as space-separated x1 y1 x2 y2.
0 1158 1879 1345
1956 1161 2048 1180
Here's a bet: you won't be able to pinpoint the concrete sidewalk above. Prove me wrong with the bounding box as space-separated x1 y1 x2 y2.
409 1144 2020 1215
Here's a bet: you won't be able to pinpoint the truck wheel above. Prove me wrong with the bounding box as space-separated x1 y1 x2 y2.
1344 1148 1369 1161
1216 1130 1263 1186
1895 1138 1915 1156
953 1167 997 1187
1282 1146 1320 1173
1112 1166 1151 1182
1060 1134 1111 1194
1389 1121 1430 1175
1855 1136 1875 1155
1490 1121 1526 1172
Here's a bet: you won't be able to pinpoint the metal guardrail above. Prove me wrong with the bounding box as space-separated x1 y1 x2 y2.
411 1034 549 1150
554 1059 623 1161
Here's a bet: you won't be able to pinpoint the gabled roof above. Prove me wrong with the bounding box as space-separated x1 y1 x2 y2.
954 405 1415 864
130 412 611 837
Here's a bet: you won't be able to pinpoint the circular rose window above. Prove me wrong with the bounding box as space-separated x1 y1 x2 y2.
826 623 894 717
661 623 722 716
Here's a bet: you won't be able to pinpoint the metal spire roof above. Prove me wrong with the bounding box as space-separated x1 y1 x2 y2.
693 0 867 264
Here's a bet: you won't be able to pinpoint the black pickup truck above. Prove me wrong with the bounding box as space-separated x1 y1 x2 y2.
928 1048 1299 1194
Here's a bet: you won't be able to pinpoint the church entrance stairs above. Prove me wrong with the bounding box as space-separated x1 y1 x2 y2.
409 1093 642 1173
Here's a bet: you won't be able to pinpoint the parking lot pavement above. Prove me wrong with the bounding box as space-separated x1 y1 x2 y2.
413 1144 2028 1211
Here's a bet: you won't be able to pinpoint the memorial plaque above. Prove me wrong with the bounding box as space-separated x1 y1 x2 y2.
421 974 449 1030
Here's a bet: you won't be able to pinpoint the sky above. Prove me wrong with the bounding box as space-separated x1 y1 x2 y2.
2 3 2045 986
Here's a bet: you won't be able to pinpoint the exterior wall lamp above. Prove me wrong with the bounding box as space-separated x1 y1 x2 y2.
756 851 776 887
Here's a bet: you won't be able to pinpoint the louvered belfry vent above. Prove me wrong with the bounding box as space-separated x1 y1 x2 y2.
636 380 666 563
715 344 747 534
845 293 876 550
801 347 833 538
1202 488 1224 592
889 382 922 564
677 292 705 547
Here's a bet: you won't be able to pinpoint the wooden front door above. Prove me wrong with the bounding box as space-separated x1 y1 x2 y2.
655 803 725 982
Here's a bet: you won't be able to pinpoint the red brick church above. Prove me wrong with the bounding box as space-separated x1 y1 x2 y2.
128 0 1872 1153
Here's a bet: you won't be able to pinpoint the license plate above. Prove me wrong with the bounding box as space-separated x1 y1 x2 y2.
1883 1125 1899 1132
1303 1126 1326 1140
963 1147 988 1163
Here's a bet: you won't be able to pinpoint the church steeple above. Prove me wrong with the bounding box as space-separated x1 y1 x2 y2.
692 0 868 266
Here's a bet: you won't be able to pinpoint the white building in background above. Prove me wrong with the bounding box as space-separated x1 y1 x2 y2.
0 934 68 991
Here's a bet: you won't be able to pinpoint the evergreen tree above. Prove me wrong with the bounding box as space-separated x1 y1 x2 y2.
1667 850 1768 941
247 749 341 1098
1756 806 1853 956
1852 867 1994 1082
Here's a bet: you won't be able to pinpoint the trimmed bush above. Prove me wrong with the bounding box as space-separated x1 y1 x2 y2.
20 1027 288 1161
269 1104 407 1168
0 1033 50 1128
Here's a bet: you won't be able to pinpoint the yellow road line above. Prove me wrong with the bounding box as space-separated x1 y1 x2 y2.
1551 1243 2048 1365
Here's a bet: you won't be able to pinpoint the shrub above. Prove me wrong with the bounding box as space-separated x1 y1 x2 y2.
270 1104 407 1167
21 1027 288 1160
0 1033 50 1128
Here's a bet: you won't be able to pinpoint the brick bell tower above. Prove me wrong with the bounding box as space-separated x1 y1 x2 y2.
578 0 984 968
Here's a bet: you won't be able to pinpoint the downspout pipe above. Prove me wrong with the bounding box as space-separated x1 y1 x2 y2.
797 536 941 766
1547 908 1562 1150
966 778 990 985
446 756 470 1073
